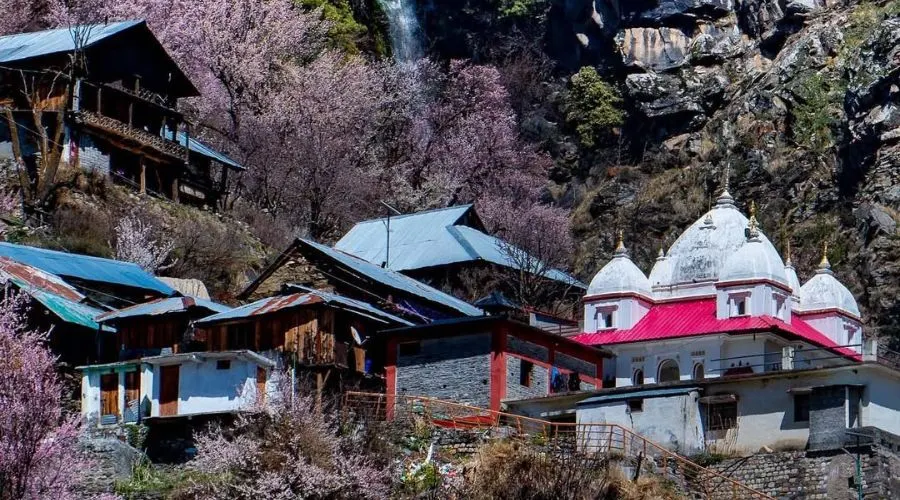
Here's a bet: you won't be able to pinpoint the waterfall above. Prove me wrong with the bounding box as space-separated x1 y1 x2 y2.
377 0 423 64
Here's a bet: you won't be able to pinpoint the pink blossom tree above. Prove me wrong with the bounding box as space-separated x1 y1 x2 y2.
113 213 175 272
0 294 87 500
182 387 389 499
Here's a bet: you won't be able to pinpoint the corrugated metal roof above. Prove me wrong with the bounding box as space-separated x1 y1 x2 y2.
0 242 175 295
573 298 860 360
0 20 142 63
0 256 85 302
194 288 415 327
299 238 483 317
96 296 229 323
162 127 244 171
28 288 113 331
578 386 700 406
333 205 583 287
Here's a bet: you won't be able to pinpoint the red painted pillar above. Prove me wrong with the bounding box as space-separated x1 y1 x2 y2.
385 338 397 420
489 327 508 413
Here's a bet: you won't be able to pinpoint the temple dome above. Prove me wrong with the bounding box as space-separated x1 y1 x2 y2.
663 190 776 287
648 249 673 288
785 257 801 297
720 237 789 286
798 257 860 317
587 241 652 299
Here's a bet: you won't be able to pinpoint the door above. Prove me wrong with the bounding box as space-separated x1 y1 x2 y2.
159 365 180 417
256 367 267 406
100 373 119 419
124 371 140 422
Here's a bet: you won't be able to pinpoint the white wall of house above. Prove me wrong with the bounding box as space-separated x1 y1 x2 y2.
146 358 261 418
81 354 273 424
579 364 900 456
583 296 651 333
577 391 704 454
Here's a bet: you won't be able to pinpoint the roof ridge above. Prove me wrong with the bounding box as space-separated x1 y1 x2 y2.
0 242 145 269
347 204 474 226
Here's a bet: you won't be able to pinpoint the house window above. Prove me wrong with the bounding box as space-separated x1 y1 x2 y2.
693 362 705 380
216 360 231 370
632 369 644 385
657 359 680 383
398 341 421 356
627 399 643 413
794 394 810 423
706 402 738 431
602 312 613 329
519 359 533 387
736 298 746 316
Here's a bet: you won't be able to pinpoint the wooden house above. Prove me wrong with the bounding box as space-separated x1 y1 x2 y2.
193 288 415 394
95 296 230 359
0 21 243 207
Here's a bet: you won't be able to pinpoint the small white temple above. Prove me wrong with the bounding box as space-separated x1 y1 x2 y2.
574 187 864 387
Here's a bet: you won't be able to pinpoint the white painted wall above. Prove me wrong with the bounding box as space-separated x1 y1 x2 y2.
81 355 272 424
716 283 791 322
147 358 262 417
577 391 704 454
583 296 651 333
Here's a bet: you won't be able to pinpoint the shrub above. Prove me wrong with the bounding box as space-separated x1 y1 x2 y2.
564 67 624 148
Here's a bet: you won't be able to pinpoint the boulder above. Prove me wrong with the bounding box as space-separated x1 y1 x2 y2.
618 27 692 71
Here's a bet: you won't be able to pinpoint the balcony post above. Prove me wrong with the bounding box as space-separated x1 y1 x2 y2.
782 346 794 371
139 156 146 194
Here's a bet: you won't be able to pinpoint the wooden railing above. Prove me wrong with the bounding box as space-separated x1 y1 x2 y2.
343 391 773 500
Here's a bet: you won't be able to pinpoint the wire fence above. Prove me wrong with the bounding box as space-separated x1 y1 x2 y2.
342 391 773 499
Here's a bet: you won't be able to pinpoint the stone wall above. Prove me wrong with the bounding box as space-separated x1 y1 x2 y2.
703 445 900 499
505 354 549 400
396 333 492 408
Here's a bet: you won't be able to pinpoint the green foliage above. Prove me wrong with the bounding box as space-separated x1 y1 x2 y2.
790 72 842 153
564 66 624 149
400 461 441 493
498 0 548 19
114 461 208 499
842 0 900 55
123 423 149 450
301 0 368 54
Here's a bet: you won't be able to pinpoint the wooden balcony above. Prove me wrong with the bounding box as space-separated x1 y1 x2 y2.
72 110 187 162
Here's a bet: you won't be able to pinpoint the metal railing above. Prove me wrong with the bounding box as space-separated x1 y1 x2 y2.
343 391 773 499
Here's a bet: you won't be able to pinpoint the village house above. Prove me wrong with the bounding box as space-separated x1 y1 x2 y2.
240 237 484 322
0 21 243 207
0 241 176 365
380 315 611 413
333 204 585 310
192 287 415 397
501 184 900 457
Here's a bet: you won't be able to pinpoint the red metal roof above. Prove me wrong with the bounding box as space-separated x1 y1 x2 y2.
573 298 859 360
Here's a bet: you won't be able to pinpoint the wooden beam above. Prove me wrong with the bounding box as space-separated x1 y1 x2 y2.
171 178 179 202
139 157 146 194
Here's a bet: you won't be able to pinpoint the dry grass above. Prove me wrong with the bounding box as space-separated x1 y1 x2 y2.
460 441 685 500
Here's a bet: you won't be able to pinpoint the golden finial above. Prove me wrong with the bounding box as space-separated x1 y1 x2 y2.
657 247 665 259
819 241 831 270
747 201 760 239
614 229 625 255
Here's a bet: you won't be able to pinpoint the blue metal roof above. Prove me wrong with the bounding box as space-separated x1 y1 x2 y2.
193 288 414 327
0 20 143 64
577 386 700 406
163 127 244 171
299 238 483 317
96 296 229 323
334 205 584 288
0 242 175 296
28 288 114 332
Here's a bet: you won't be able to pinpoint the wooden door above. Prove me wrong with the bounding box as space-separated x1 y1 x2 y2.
256 367 267 405
100 373 119 417
159 365 180 417
124 371 140 422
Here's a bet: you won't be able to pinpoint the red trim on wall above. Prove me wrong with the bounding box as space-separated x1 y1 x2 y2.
385 338 397 420
489 328 508 412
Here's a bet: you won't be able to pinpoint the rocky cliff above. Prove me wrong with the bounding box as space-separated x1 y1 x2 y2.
542 0 900 340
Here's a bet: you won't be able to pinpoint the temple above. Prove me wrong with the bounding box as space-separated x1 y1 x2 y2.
574 188 864 387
